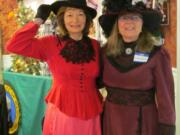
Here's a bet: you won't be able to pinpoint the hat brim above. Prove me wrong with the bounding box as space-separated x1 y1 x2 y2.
51 1 97 19
99 14 118 37
99 9 162 37
142 10 162 33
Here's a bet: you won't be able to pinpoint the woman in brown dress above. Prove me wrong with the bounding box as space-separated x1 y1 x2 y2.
99 0 176 135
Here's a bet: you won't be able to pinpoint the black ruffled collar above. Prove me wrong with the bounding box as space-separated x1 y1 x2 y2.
59 35 95 64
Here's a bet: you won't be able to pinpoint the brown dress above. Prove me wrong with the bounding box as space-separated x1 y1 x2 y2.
102 44 175 135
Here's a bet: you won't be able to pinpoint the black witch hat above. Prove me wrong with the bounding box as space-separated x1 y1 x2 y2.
51 0 97 19
99 0 162 37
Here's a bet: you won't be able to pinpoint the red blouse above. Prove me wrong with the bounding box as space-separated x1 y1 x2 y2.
6 22 103 120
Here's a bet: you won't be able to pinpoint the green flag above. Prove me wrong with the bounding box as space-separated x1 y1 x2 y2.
3 71 51 135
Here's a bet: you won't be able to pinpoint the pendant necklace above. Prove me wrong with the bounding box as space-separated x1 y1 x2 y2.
125 47 133 55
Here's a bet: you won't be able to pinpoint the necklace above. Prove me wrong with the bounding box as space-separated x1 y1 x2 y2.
125 47 133 55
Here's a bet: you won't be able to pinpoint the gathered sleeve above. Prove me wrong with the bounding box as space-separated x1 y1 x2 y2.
153 47 176 135
6 21 58 61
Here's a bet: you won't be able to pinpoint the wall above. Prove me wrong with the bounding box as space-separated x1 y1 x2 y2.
163 0 176 67
176 0 180 134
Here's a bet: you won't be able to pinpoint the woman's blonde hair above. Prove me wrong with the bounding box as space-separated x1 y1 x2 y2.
56 7 93 37
105 19 157 57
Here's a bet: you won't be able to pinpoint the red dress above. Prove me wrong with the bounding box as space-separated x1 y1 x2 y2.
6 22 103 134
102 45 175 135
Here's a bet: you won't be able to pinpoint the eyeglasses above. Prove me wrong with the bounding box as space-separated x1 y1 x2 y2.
119 15 142 21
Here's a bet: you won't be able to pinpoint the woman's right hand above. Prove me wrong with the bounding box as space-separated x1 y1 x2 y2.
35 4 51 23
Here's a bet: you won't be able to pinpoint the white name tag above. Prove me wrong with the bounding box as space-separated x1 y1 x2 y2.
133 52 149 63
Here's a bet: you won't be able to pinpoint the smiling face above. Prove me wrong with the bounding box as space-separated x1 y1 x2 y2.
118 13 143 42
64 7 86 39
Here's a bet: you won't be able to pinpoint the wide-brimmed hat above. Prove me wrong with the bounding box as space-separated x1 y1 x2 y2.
51 0 97 19
99 0 162 37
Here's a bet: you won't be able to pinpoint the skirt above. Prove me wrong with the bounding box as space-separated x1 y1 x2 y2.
43 103 102 135
103 100 159 135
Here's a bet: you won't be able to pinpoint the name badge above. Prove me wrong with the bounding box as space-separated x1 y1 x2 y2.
133 52 149 63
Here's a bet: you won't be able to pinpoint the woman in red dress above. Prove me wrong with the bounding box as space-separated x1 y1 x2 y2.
99 0 175 135
6 0 103 134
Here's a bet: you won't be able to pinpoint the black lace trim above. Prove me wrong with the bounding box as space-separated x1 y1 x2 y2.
107 46 161 73
59 35 95 64
159 123 176 135
106 86 155 106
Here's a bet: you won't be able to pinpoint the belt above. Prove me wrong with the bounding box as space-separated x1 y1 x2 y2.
106 87 155 106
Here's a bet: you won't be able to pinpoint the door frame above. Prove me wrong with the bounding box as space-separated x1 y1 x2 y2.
176 0 180 134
